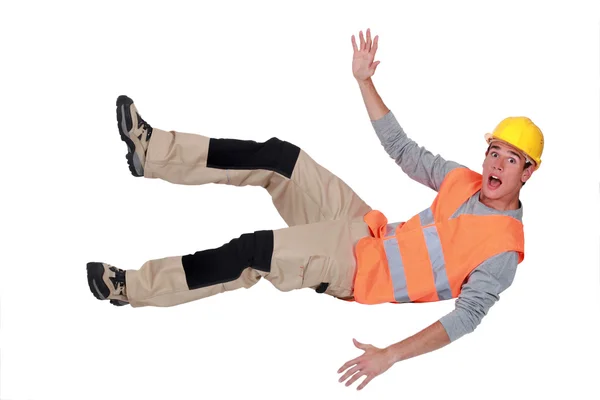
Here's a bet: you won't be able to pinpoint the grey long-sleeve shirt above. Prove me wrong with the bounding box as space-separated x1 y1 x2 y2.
371 111 522 342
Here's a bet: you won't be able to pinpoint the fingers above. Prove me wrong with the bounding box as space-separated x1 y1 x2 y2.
355 29 378 54
338 364 361 383
357 374 374 390
372 34 379 54
338 355 361 373
345 370 367 387
359 30 365 51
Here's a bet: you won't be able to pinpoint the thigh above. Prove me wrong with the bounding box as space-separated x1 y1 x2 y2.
288 150 372 222
266 218 370 297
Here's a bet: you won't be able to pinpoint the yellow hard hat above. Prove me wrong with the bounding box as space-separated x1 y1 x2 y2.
484 116 544 169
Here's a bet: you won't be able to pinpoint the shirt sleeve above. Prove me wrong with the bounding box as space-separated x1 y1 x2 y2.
371 110 465 191
438 252 519 342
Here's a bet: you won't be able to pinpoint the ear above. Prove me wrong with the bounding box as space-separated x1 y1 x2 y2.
521 164 534 184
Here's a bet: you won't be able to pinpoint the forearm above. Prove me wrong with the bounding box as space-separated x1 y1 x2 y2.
385 254 519 363
385 321 451 364
357 78 389 121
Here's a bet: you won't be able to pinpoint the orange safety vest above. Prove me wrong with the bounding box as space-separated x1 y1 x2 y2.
353 167 525 305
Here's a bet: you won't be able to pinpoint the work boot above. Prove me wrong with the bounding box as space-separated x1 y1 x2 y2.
86 262 129 306
116 95 153 177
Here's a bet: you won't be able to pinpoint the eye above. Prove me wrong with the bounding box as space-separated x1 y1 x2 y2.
491 152 498 157
509 158 516 164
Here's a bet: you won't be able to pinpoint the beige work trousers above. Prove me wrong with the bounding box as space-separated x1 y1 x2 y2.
125 128 372 307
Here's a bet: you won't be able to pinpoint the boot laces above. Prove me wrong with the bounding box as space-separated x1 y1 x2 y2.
109 266 126 296
136 113 153 143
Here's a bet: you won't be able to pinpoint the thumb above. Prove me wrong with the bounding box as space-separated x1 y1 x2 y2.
353 338 367 349
371 60 381 72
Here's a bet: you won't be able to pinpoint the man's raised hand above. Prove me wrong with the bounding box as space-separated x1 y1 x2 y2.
351 28 381 82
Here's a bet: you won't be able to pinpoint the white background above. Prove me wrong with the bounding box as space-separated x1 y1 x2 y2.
1 0 599 399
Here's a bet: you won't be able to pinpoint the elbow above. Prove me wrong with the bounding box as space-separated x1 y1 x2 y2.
455 301 485 335
457 293 494 334
443 298 490 341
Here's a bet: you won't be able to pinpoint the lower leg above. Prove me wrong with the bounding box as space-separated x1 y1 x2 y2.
87 230 274 307
125 258 264 308
143 128 299 188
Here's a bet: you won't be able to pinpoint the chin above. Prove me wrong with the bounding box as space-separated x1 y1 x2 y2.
481 181 509 200
482 182 521 203
481 187 501 200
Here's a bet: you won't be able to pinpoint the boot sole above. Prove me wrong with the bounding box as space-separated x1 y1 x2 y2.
87 262 110 300
86 262 129 306
116 95 143 177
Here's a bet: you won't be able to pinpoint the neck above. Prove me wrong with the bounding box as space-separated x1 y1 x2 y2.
478 191 520 211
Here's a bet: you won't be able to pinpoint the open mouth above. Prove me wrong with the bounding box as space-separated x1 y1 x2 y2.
487 174 503 189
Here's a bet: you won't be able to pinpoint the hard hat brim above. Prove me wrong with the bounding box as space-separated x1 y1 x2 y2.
484 133 539 169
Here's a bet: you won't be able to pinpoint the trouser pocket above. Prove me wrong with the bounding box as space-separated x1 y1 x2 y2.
300 255 330 290
301 256 353 298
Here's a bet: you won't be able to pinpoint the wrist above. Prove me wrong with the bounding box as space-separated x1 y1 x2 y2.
384 344 402 365
356 77 374 88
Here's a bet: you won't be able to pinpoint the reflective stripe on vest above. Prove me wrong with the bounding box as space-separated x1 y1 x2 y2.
384 207 452 302
383 237 409 302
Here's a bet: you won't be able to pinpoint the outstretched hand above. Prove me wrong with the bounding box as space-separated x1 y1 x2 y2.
351 28 381 82
337 338 394 390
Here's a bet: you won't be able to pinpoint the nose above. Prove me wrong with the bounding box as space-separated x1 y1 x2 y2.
492 159 503 171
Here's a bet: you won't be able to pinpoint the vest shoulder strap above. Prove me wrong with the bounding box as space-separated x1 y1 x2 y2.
432 167 482 220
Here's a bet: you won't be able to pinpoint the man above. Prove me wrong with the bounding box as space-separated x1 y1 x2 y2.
86 28 544 390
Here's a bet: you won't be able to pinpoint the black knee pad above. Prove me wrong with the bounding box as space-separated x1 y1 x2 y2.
206 137 300 178
182 230 273 290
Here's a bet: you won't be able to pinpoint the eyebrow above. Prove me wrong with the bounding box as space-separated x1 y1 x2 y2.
490 145 522 160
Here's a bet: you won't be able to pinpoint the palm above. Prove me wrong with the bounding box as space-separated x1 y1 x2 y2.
337 338 393 390
351 28 380 81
